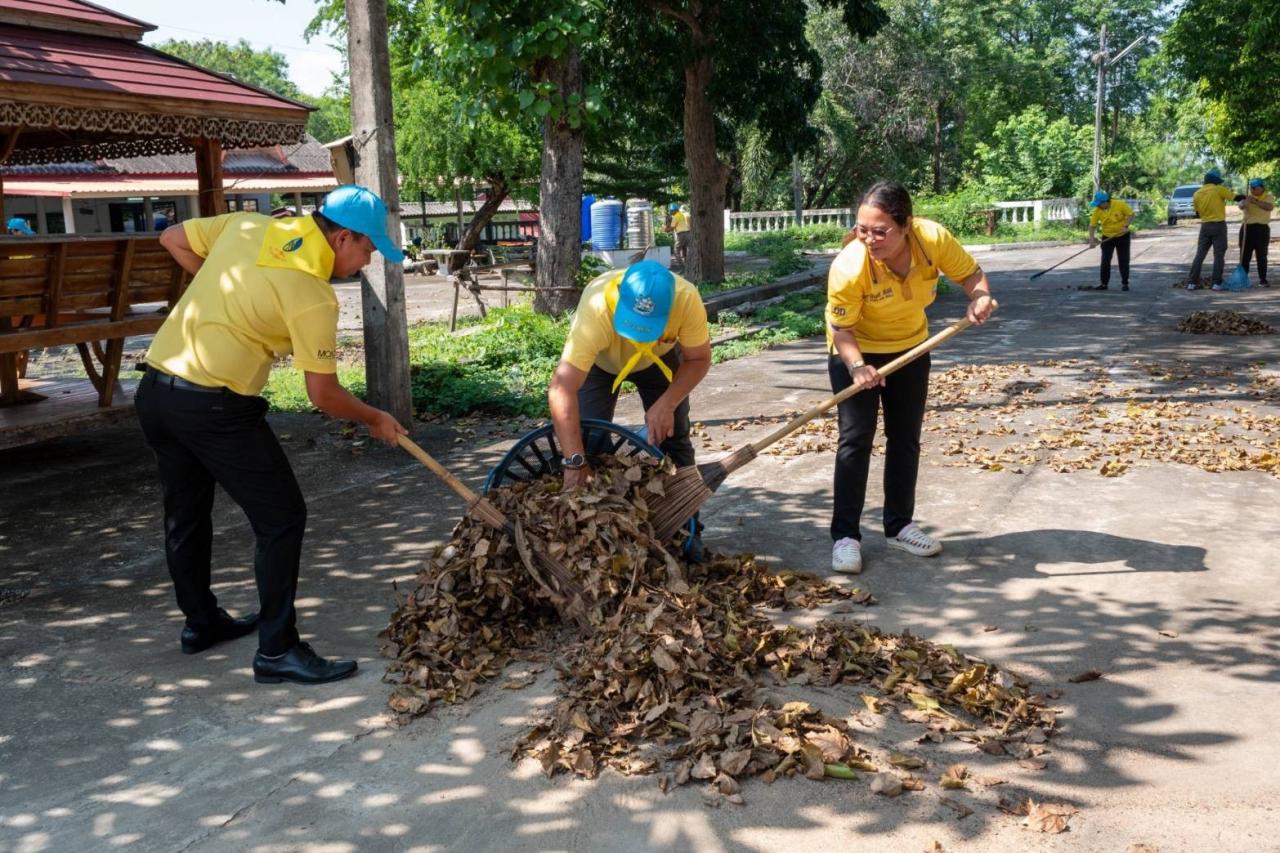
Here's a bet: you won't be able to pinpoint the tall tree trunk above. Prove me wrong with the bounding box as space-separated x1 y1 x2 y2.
932 100 944 194
534 46 584 316
683 53 729 283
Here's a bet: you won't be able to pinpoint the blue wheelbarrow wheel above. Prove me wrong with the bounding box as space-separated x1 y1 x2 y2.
483 418 699 555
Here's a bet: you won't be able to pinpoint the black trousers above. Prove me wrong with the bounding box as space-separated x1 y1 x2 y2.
135 371 307 656
1099 232 1131 286
577 348 694 467
1242 223 1270 281
1189 221 1229 284
828 350 930 542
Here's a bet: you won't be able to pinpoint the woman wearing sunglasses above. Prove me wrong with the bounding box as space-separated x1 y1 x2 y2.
825 181 995 574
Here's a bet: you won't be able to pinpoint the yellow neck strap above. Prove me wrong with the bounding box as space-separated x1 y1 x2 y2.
604 273 674 392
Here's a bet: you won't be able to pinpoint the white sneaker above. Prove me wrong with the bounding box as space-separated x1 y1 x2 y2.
832 537 863 574
1185 281 1196 290
1211 283 1225 291
887 523 942 557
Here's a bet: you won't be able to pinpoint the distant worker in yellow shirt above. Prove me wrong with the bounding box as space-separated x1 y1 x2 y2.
1080 191 1134 291
549 259 711 557
138 185 407 685
1239 178 1274 288
825 181 996 575
664 202 690 266
1186 168 1246 290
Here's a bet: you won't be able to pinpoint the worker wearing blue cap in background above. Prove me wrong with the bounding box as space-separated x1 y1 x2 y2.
1187 168 1246 290
550 259 712 558
1239 177 1274 287
6 216 34 236
1081 191 1134 291
137 184 407 685
663 202 690 266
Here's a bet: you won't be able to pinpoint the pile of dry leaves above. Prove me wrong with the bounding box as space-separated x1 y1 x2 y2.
1176 310 1274 336
383 456 1053 799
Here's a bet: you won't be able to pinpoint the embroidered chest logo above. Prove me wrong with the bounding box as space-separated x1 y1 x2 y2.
867 288 895 304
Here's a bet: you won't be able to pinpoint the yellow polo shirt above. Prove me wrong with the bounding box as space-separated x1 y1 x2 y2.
146 212 340 396
1193 184 1237 222
1242 191 1274 226
561 270 709 375
671 210 690 233
826 217 979 354
1089 199 1134 238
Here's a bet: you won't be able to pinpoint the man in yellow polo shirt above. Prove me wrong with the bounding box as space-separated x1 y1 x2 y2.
825 181 995 575
1239 177 1274 287
1187 168 1245 290
1081 191 1134 291
548 260 711 554
136 185 407 685
664 202 691 266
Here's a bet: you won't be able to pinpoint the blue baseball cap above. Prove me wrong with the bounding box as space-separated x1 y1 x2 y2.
6 217 34 235
1204 168 1223 184
614 260 675 343
1249 178 1265 189
668 202 680 212
1089 191 1110 207
320 184 404 262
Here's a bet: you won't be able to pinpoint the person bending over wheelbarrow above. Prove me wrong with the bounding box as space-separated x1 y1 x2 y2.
548 260 711 559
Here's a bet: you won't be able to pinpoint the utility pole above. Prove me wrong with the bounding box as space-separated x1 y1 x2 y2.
1092 26 1107 195
792 157 804 227
1092 27 1149 194
346 0 412 425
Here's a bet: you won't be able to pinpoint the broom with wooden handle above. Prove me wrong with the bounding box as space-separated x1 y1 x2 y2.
650 315 981 540
397 435 592 629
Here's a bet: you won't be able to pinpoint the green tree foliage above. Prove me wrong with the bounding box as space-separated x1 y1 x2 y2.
1167 0 1280 166
973 106 1093 198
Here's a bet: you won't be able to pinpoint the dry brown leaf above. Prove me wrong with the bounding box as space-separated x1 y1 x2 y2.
938 796 973 819
1068 669 1103 683
1024 800 1078 834
939 764 969 790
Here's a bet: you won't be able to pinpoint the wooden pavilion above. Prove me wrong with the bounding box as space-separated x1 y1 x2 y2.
0 0 313 449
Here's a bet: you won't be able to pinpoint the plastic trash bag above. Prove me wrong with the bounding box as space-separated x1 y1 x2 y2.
1225 264 1250 291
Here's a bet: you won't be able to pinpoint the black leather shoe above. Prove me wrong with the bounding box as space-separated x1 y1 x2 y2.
181 608 258 655
252 642 358 685
1121 282 1130 291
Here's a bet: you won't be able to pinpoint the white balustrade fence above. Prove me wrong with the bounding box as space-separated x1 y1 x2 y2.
725 197 1151 235
725 207 854 233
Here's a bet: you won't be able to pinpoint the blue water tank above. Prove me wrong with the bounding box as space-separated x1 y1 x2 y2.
581 195 595 243
590 198 624 251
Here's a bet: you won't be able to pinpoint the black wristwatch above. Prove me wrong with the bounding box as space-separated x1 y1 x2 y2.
561 452 586 470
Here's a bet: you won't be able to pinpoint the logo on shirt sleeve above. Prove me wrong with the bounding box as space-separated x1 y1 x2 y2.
316 348 335 359
830 305 847 317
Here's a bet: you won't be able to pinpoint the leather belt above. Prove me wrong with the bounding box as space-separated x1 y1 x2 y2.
145 367 227 394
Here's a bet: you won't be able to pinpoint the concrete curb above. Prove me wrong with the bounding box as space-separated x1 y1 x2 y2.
702 263 831 320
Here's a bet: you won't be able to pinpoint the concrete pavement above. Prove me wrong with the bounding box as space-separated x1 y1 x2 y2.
1 225 1277 852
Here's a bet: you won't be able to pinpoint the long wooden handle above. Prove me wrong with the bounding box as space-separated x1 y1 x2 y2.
748 316 976 455
398 434 481 504
1029 234 1118 280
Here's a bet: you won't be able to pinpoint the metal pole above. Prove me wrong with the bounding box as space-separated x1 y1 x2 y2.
1092 25 1107 195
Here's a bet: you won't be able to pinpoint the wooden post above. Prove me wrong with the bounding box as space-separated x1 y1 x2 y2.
193 137 226 217
345 0 411 425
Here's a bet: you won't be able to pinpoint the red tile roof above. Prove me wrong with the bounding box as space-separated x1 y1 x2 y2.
0 0 152 41
0 25 312 118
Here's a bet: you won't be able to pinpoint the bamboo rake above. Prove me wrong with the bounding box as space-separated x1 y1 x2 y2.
650 316 979 540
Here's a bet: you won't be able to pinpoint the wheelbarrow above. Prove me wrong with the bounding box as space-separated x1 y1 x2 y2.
482 418 699 557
